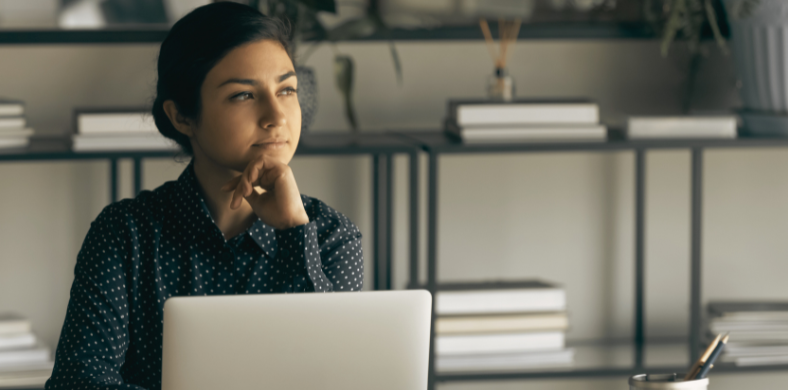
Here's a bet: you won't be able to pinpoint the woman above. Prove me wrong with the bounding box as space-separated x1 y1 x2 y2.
45 3 364 389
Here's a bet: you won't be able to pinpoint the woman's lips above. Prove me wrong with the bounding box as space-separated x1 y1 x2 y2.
253 140 288 150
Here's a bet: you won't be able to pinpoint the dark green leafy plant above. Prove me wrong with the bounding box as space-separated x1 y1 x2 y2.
259 0 402 131
645 0 759 112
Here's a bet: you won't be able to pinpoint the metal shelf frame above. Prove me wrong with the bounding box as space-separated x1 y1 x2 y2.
397 131 788 388
0 132 421 294
0 23 659 45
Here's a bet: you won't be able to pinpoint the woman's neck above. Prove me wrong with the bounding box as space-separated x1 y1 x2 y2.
191 156 257 240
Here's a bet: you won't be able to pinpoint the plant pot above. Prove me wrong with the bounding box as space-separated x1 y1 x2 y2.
724 0 788 112
296 66 318 132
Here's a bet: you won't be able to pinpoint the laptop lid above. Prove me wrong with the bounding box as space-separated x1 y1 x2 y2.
162 290 432 390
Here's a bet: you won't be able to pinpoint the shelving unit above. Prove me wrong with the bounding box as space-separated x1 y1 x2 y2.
397 131 788 389
0 132 420 293
0 23 657 45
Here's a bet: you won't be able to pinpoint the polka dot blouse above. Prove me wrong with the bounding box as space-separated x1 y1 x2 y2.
45 161 364 390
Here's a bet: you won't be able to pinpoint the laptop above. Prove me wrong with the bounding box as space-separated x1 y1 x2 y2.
162 290 432 390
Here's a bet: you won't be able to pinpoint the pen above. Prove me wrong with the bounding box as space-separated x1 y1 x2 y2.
683 334 722 381
695 334 729 379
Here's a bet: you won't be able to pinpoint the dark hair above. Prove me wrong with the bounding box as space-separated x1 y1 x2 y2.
152 2 292 155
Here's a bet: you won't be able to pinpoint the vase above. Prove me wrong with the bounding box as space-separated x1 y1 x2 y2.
723 0 788 112
296 66 318 132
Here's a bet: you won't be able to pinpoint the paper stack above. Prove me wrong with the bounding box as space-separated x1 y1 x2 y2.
434 280 573 373
0 313 53 389
71 109 179 152
444 99 607 143
707 301 788 367
626 116 737 139
0 99 33 150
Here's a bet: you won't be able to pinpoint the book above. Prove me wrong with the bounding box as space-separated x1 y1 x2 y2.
75 109 157 135
436 312 568 334
436 331 564 355
436 348 574 372
0 370 52 388
709 301 788 319
446 119 607 143
0 334 36 351
0 361 53 388
732 354 788 366
0 315 31 336
626 116 737 139
71 133 178 152
740 110 788 137
449 99 599 126
0 100 24 117
0 343 50 368
435 280 565 315
0 117 25 129
0 138 29 150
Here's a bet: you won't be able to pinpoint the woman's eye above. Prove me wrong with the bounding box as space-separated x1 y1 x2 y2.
281 87 298 96
232 92 253 101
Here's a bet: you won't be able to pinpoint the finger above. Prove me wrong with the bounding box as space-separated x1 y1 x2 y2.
221 176 242 192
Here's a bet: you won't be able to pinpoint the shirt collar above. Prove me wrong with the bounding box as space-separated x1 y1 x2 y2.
170 161 278 258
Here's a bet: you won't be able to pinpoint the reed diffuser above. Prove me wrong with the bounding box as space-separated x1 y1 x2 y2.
480 18 521 101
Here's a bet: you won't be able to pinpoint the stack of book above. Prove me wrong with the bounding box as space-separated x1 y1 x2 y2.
625 116 737 139
72 108 178 152
444 99 607 143
0 313 53 388
0 99 33 150
434 280 572 372
707 301 788 367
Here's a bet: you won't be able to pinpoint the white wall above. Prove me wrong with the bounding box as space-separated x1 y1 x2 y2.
1 39 787 389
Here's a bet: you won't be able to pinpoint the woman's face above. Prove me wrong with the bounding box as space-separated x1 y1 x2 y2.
191 39 301 173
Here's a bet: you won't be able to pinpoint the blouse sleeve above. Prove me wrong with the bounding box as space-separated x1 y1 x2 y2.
278 207 364 293
45 205 146 390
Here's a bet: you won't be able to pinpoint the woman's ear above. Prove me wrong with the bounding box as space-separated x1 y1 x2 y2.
162 100 195 137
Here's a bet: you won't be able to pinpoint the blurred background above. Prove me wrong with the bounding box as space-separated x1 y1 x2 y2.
0 0 787 389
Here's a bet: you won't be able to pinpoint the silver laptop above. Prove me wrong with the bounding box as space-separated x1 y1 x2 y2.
162 290 432 390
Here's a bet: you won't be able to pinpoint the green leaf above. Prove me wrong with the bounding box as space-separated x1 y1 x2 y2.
704 0 728 55
334 55 358 131
297 0 336 14
327 17 378 41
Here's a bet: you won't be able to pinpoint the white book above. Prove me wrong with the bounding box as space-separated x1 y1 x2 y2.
626 116 737 139
0 314 31 336
0 334 36 351
77 111 158 135
0 372 51 388
710 320 788 333
0 100 24 117
0 128 33 138
0 117 25 129
735 354 788 366
436 331 565 355
452 101 599 126
0 138 29 150
436 348 574 372
0 344 50 368
72 133 178 152
436 313 568 334
450 124 607 143
436 281 565 315
0 361 53 374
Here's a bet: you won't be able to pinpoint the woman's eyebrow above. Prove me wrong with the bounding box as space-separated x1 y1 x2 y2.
218 71 295 88
278 71 296 83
